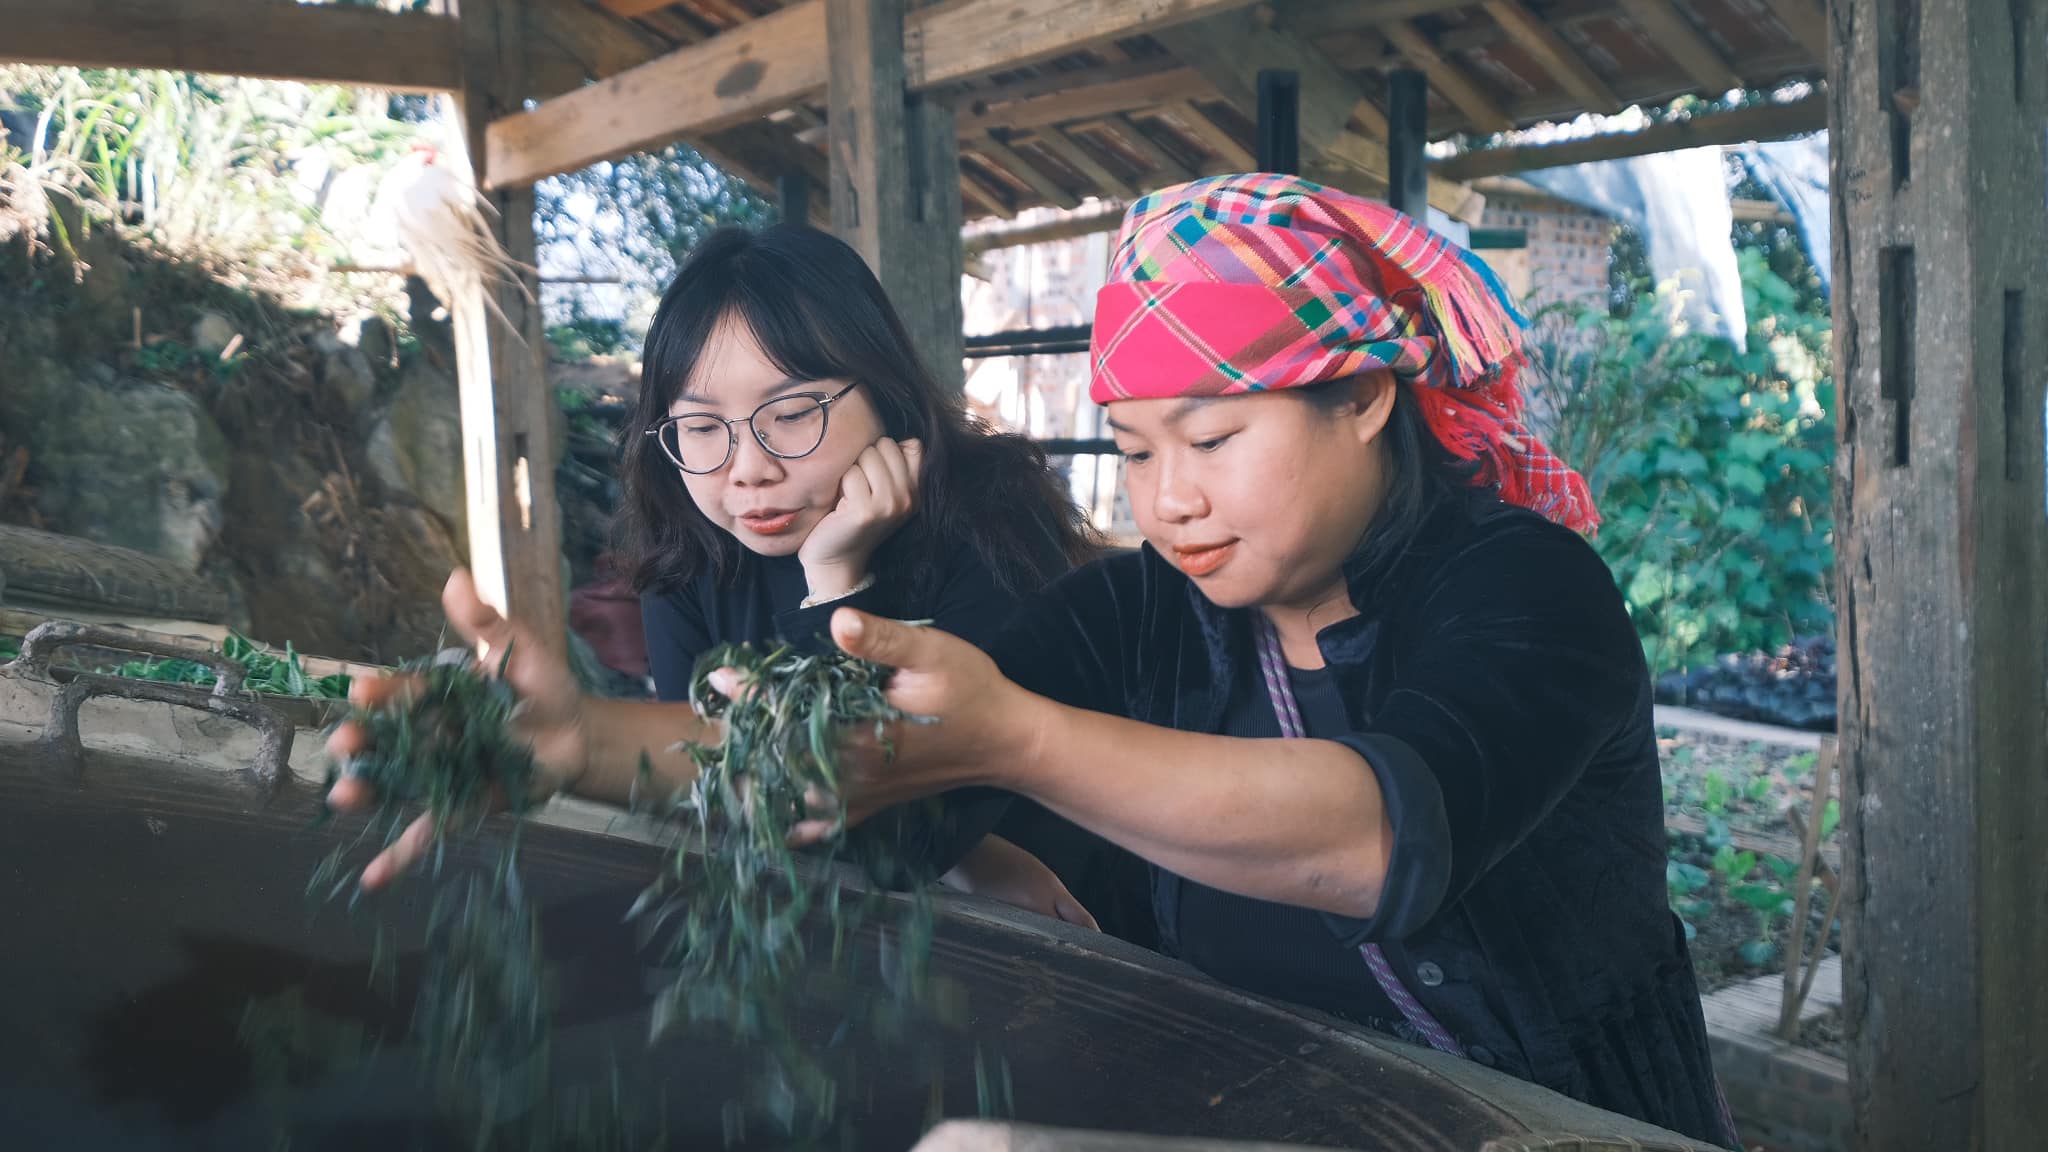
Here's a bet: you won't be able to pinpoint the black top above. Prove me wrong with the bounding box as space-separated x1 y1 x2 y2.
639 530 1151 927
1173 663 1401 1031
985 492 1738 1149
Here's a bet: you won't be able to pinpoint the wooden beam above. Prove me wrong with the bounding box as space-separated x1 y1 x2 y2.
973 133 1083 210
1759 0 1828 63
528 0 673 91
1429 94 1826 180
906 0 1260 89
1279 0 1474 36
0 0 462 91
962 199 1130 252
961 56 1187 110
1615 0 1742 95
1027 130 1140 199
1478 0 1623 115
1086 120 1198 184
828 0 967 382
1831 0 2048 1138
597 0 686 17
485 0 829 189
450 0 566 657
1380 20 1514 135
1155 8 1373 164
1168 101 1259 171
958 67 1209 135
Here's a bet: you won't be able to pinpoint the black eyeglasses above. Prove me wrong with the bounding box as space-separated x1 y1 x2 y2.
646 381 861 474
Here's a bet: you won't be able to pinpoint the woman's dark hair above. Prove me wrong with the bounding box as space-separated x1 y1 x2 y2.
1297 372 1485 586
622 224 1099 601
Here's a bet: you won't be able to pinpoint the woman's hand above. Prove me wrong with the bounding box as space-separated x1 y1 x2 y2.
777 607 1051 845
324 568 592 890
941 835 1098 930
797 437 922 600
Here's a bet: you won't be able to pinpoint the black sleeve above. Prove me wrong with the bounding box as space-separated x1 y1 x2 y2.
641 587 713 703
848 530 1084 884
1322 521 1647 946
984 553 1140 717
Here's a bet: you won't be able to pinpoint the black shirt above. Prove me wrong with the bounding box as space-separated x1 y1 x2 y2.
1172 663 1401 1031
986 492 1738 1148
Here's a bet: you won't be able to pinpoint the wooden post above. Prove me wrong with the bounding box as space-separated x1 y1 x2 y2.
1831 0 2048 1143
826 0 966 386
450 0 567 656
1256 68 1300 175
1387 69 1427 218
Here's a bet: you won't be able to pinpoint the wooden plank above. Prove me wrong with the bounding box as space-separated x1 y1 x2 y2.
906 0 1260 88
1168 101 1258 171
972 133 1083 210
529 0 673 89
962 199 1129 252
962 55 1187 109
0 0 462 91
1832 0 2048 1138
1478 0 1623 115
1027 130 1140 199
452 0 567 657
485 0 829 188
597 0 688 17
1155 7 1374 164
1615 0 1741 94
1429 94 1826 180
828 0 967 382
1280 0 1475 36
1380 21 1514 135
958 67 1210 135
1758 0 1828 63
1086 120 1198 184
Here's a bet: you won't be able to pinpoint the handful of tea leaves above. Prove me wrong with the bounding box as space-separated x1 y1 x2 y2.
630 640 989 1140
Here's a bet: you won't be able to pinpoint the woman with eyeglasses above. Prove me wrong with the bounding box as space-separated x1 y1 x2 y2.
333 224 1144 934
620 224 1136 930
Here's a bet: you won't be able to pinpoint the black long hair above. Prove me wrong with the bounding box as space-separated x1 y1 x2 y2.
622 225 1098 602
1298 373 1487 589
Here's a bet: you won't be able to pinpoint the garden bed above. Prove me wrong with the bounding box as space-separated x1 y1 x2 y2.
1659 725 1840 1001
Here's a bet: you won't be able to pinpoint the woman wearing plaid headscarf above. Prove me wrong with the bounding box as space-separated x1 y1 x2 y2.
331 175 1735 1145
814 175 1738 1146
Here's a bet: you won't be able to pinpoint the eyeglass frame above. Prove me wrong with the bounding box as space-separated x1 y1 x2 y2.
644 380 863 475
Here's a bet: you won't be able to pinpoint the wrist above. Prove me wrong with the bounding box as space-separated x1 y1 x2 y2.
799 558 870 602
983 685 1061 794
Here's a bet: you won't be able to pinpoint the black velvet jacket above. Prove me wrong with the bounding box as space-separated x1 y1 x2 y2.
984 492 1738 1148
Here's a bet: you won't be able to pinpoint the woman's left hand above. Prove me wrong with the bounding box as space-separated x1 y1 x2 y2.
797 438 922 600
737 607 1046 845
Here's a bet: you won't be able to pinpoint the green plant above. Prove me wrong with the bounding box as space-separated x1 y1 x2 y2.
1666 858 1712 941
1526 249 1836 672
1700 768 1731 815
104 632 351 699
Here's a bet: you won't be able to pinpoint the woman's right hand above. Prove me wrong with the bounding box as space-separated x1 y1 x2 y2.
324 568 591 890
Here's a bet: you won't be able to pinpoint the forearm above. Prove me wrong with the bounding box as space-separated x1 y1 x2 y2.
570 696 710 807
999 700 1394 917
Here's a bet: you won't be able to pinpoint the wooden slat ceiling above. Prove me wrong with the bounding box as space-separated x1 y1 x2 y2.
588 0 1826 221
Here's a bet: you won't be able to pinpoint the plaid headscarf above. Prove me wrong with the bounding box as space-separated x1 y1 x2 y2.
1090 173 1598 534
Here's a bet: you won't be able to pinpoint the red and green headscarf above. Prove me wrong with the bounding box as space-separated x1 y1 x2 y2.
1090 173 1598 534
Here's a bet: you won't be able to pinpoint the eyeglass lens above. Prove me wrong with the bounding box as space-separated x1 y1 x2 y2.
661 394 832 473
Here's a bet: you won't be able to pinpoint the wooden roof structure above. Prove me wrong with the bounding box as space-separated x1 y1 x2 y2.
13 0 1828 226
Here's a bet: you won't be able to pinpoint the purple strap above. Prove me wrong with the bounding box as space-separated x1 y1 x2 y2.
1254 616 1467 1059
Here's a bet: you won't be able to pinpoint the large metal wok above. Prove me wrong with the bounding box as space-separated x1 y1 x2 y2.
0 623 1714 1151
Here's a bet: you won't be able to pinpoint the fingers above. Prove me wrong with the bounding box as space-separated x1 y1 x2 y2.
1055 892 1101 932
442 569 516 667
871 438 915 507
360 811 437 891
830 607 936 670
899 438 924 489
325 770 375 812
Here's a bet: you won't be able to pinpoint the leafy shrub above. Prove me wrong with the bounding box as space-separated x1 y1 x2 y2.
1526 248 1835 672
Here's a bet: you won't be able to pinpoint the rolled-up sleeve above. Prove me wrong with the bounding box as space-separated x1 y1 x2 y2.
1322 523 1645 945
